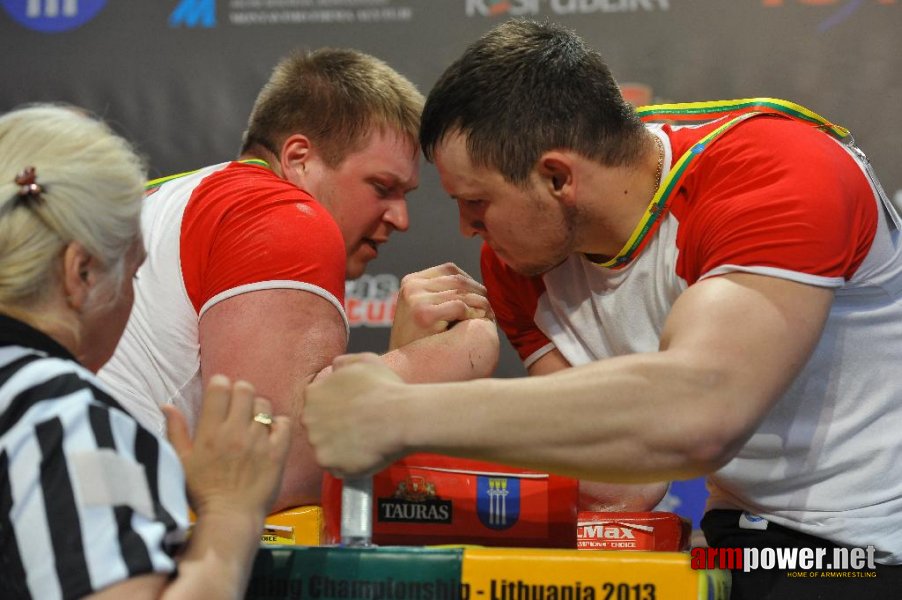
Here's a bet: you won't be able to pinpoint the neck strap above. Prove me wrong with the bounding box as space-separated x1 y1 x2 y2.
591 98 850 269
145 158 271 191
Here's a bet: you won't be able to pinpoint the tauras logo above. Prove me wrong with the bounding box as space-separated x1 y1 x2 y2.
377 474 453 523
378 499 453 523
465 0 670 17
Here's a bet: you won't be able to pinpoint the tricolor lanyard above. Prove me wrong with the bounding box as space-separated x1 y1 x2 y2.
145 158 270 192
591 98 853 270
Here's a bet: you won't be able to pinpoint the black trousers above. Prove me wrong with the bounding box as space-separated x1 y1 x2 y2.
701 509 902 600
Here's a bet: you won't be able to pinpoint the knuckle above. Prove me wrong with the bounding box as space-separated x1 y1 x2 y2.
234 379 256 394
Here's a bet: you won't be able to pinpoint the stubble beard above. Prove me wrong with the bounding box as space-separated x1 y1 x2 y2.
513 201 581 277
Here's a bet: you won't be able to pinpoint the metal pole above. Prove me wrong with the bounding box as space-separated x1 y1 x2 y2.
340 477 373 547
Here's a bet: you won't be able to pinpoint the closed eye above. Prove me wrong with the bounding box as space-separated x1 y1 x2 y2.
372 182 390 198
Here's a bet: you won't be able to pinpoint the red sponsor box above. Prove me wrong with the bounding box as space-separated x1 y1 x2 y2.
577 511 691 552
323 454 578 548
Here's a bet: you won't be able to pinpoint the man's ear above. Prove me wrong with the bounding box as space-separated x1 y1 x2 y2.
62 242 94 312
536 151 574 201
279 134 314 187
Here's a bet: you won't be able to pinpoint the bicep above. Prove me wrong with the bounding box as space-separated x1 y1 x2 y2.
199 288 348 415
661 272 834 433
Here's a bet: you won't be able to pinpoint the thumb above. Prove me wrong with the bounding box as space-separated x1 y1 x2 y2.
162 404 192 457
466 308 487 320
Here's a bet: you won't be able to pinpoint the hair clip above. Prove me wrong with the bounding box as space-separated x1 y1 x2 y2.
15 166 43 198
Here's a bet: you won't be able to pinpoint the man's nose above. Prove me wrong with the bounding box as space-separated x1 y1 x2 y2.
458 209 485 238
384 199 409 232
459 212 477 237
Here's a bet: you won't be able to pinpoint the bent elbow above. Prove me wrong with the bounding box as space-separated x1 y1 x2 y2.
454 318 500 378
681 419 752 477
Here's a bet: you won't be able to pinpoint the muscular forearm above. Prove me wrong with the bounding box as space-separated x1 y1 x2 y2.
285 319 499 510
382 317 500 383
312 320 499 386
162 510 263 599
578 480 669 512
395 350 757 483
272 376 326 511
305 273 832 485
271 446 323 512
270 370 328 512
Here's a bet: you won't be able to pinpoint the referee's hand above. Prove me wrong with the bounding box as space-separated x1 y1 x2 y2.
163 375 292 520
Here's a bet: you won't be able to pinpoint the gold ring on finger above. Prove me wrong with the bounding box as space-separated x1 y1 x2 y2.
253 412 273 427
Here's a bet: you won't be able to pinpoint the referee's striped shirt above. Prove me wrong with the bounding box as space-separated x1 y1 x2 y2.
0 314 189 599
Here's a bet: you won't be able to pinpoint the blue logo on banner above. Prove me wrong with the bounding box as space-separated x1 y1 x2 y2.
169 0 215 28
664 477 709 529
477 476 520 530
1 0 108 33
818 0 865 32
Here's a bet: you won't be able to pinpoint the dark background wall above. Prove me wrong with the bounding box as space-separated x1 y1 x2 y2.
3 0 899 524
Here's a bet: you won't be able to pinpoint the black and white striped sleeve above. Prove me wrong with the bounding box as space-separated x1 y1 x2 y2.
1 355 189 600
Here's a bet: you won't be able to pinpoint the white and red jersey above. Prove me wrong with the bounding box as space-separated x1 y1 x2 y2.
99 160 348 435
483 115 902 563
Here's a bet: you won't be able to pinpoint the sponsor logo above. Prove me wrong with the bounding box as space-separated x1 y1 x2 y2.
377 475 453 524
477 476 520 530
227 0 413 26
579 524 637 540
579 524 639 549
762 0 897 31
691 545 878 573
1 0 107 33
345 273 397 328
169 0 216 28
466 0 539 16
577 520 655 549
738 511 769 531
465 0 671 18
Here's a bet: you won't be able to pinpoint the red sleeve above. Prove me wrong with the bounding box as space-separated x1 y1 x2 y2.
180 163 346 314
671 117 877 285
480 242 551 364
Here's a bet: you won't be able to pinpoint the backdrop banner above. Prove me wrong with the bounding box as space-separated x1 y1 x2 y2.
3 0 899 528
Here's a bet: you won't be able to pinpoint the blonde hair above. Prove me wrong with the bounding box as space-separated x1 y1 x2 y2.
241 48 424 166
0 104 145 309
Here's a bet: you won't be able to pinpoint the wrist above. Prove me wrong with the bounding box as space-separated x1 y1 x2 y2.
383 380 413 456
394 381 440 455
193 499 267 532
